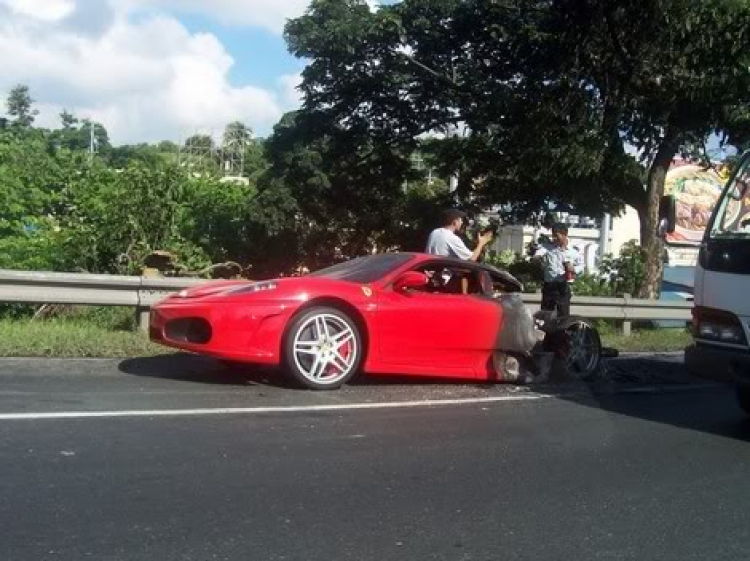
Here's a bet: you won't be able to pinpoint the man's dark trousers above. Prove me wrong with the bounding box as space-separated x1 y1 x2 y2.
541 281 571 317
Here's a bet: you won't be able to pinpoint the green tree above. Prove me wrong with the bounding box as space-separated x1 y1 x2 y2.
6 84 39 128
60 110 78 130
262 109 423 269
184 134 214 151
223 121 252 147
51 113 111 156
0 128 68 270
181 134 219 173
284 0 750 297
54 158 291 277
157 140 179 153
221 121 256 177
58 161 211 274
548 0 750 297
79 119 111 155
243 137 269 181
107 143 169 169
0 92 284 277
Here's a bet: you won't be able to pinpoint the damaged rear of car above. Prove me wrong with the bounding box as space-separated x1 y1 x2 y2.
486 266 604 383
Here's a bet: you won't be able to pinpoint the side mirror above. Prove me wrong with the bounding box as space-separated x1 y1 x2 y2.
658 195 676 237
393 271 428 292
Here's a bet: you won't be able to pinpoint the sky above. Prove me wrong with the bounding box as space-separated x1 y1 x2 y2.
0 0 734 157
0 0 324 145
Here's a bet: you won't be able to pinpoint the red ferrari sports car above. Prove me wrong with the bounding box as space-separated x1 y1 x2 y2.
149 253 601 389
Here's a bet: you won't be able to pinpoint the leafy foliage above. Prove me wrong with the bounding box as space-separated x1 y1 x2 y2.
0 91 299 278
599 241 648 297
6 84 38 128
5 0 749 295
484 240 647 296
260 109 440 269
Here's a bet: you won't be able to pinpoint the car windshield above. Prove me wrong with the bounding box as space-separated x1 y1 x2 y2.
308 253 416 283
709 155 750 240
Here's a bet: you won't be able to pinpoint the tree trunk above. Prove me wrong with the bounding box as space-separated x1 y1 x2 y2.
638 130 680 299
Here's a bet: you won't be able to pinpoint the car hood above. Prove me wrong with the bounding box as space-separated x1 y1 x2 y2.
173 280 253 299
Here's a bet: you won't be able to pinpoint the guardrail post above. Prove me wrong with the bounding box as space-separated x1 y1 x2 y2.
135 306 150 333
621 293 632 336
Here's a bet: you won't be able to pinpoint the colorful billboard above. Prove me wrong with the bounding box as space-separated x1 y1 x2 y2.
664 160 730 245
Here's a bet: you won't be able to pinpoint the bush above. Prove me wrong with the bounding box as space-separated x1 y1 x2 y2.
570 242 647 297
484 250 544 292
508 260 544 293
483 239 646 296
571 273 616 297
484 249 518 269
598 241 647 297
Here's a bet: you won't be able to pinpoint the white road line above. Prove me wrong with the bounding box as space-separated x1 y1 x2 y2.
0 394 547 421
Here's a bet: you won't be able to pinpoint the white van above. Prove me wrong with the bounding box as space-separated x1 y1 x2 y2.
683 150 750 412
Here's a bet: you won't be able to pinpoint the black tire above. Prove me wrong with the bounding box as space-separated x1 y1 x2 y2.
283 306 363 390
736 386 750 415
562 320 602 380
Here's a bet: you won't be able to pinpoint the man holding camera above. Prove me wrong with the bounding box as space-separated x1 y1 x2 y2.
426 209 494 261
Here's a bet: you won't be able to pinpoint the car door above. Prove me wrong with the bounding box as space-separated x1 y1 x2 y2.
375 263 502 375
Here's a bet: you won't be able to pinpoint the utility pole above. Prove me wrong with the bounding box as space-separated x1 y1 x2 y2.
599 213 611 259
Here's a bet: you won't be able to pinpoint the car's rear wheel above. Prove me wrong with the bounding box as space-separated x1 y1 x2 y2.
562 320 602 380
736 386 750 415
283 307 363 390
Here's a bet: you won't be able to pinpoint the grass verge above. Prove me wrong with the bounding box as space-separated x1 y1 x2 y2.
0 319 167 358
600 328 691 353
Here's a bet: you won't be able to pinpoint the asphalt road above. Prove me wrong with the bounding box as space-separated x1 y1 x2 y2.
1 356 749 561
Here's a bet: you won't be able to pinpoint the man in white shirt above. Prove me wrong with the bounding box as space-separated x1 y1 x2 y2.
533 223 583 317
426 209 493 261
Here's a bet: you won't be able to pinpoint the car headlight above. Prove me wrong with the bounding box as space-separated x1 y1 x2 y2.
692 307 747 345
230 282 278 294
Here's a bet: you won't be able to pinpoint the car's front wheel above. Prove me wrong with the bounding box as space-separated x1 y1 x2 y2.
283 307 363 390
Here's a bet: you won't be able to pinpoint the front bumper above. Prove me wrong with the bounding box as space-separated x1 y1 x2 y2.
150 301 290 364
685 343 750 386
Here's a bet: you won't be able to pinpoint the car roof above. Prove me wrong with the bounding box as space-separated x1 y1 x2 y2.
310 252 523 292
400 253 524 292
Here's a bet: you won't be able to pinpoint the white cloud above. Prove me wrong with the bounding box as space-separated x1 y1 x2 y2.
128 0 387 34
128 0 310 35
0 0 75 22
0 0 303 144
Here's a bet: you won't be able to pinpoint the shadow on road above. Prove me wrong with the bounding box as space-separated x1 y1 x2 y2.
117 352 750 441
531 354 750 442
117 353 290 388
576 386 750 442
117 353 501 390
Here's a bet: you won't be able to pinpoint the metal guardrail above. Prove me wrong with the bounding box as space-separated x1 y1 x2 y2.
0 269 693 334
520 293 693 320
520 293 692 335
0 269 204 330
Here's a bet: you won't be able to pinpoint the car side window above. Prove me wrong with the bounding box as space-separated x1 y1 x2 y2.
416 265 484 296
